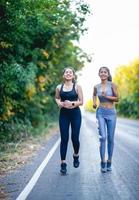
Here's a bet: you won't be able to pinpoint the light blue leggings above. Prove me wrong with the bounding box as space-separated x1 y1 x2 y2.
96 107 117 161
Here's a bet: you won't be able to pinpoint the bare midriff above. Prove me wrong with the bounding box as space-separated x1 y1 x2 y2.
99 102 114 109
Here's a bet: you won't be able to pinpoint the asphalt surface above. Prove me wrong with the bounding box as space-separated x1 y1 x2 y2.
1 111 139 200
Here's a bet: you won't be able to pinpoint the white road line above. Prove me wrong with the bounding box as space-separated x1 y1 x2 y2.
16 138 60 200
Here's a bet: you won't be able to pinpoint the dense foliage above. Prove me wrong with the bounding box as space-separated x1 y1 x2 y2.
0 0 90 145
113 58 139 118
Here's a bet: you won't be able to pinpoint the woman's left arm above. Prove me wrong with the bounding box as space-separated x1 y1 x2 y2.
105 83 119 102
72 85 84 107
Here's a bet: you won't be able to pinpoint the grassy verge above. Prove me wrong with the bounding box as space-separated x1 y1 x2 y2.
0 122 59 176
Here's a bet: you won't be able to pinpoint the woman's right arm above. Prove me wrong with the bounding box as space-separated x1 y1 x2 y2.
55 85 64 108
93 86 97 109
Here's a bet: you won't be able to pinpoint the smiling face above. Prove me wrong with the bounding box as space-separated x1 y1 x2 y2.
63 68 75 81
99 67 109 81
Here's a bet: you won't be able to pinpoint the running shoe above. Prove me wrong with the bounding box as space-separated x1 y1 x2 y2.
107 161 112 171
60 163 67 175
101 161 107 173
73 155 80 168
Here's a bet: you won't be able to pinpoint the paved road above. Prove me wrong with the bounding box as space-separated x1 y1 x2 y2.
2 112 139 200
27 112 139 200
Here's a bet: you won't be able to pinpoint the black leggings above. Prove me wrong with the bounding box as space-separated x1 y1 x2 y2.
59 107 82 160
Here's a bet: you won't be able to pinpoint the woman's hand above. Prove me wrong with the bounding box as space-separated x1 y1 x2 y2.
64 100 73 108
93 104 97 109
58 101 64 108
101 91 106 97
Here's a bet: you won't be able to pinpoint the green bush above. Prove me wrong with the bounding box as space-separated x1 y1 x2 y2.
117 93 139 118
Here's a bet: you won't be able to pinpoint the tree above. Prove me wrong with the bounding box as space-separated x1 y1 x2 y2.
0 0 91 143
113 58 139 118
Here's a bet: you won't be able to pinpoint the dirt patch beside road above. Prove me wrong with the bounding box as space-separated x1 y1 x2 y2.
0 123 59 199
0 123 58 176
